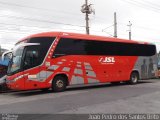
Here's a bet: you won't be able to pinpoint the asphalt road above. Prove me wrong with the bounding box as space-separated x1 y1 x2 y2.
0 79 160 119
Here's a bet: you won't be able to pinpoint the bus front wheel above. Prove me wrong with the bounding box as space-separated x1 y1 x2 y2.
129 72 139 84
52 76 67 92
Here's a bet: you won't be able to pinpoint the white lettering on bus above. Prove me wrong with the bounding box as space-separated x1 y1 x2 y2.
99 57 115 64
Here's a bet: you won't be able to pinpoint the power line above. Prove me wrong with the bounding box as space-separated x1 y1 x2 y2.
0 1 84 26
0 30 29 34
0 22 104 33
131 0 160 11
90 0 160 23
0 1 102 36
0 15 85 28
1 18 160 38
102 24 114 31
0 22 84 31
1 0 160 32
0 6 83 22
0 26 85 33
0 1 109 35
0 1 81 16
0 22 112 37
121 0 160 13
141 0 160 8
2 0 159 32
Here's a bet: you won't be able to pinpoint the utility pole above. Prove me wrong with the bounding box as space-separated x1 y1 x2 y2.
85 0 89 34
81 0 95 34
114 12 117 38
127 21 132 40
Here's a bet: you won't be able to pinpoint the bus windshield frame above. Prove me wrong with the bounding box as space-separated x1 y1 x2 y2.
7 47 24 75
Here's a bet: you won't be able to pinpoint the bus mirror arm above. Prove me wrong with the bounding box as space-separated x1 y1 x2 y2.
14 43 40 52
2 50 13 61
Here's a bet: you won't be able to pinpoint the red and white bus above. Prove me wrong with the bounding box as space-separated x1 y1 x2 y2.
3 32 158 92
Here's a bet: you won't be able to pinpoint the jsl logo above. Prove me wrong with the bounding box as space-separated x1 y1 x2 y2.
99 57 115 64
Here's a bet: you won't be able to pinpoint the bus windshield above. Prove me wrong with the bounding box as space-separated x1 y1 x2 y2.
7 37 55 75
7 47 24 75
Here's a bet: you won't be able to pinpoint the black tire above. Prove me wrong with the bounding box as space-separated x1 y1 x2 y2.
129 72 139 84
52 76 67 92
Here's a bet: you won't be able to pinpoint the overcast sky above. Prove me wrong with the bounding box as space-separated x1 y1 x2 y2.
0 0 160 51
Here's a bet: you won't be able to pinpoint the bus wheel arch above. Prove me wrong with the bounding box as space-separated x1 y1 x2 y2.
129 71 139 84
52 74 69 92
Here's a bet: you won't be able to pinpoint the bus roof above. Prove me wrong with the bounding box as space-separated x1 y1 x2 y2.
17 31 152 45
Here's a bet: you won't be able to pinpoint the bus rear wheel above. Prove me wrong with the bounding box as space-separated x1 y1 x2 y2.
52 76 67 92
129 72 139 84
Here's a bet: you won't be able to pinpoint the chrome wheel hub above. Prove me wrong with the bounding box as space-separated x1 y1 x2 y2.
132 75 137 83
56 80 63 88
